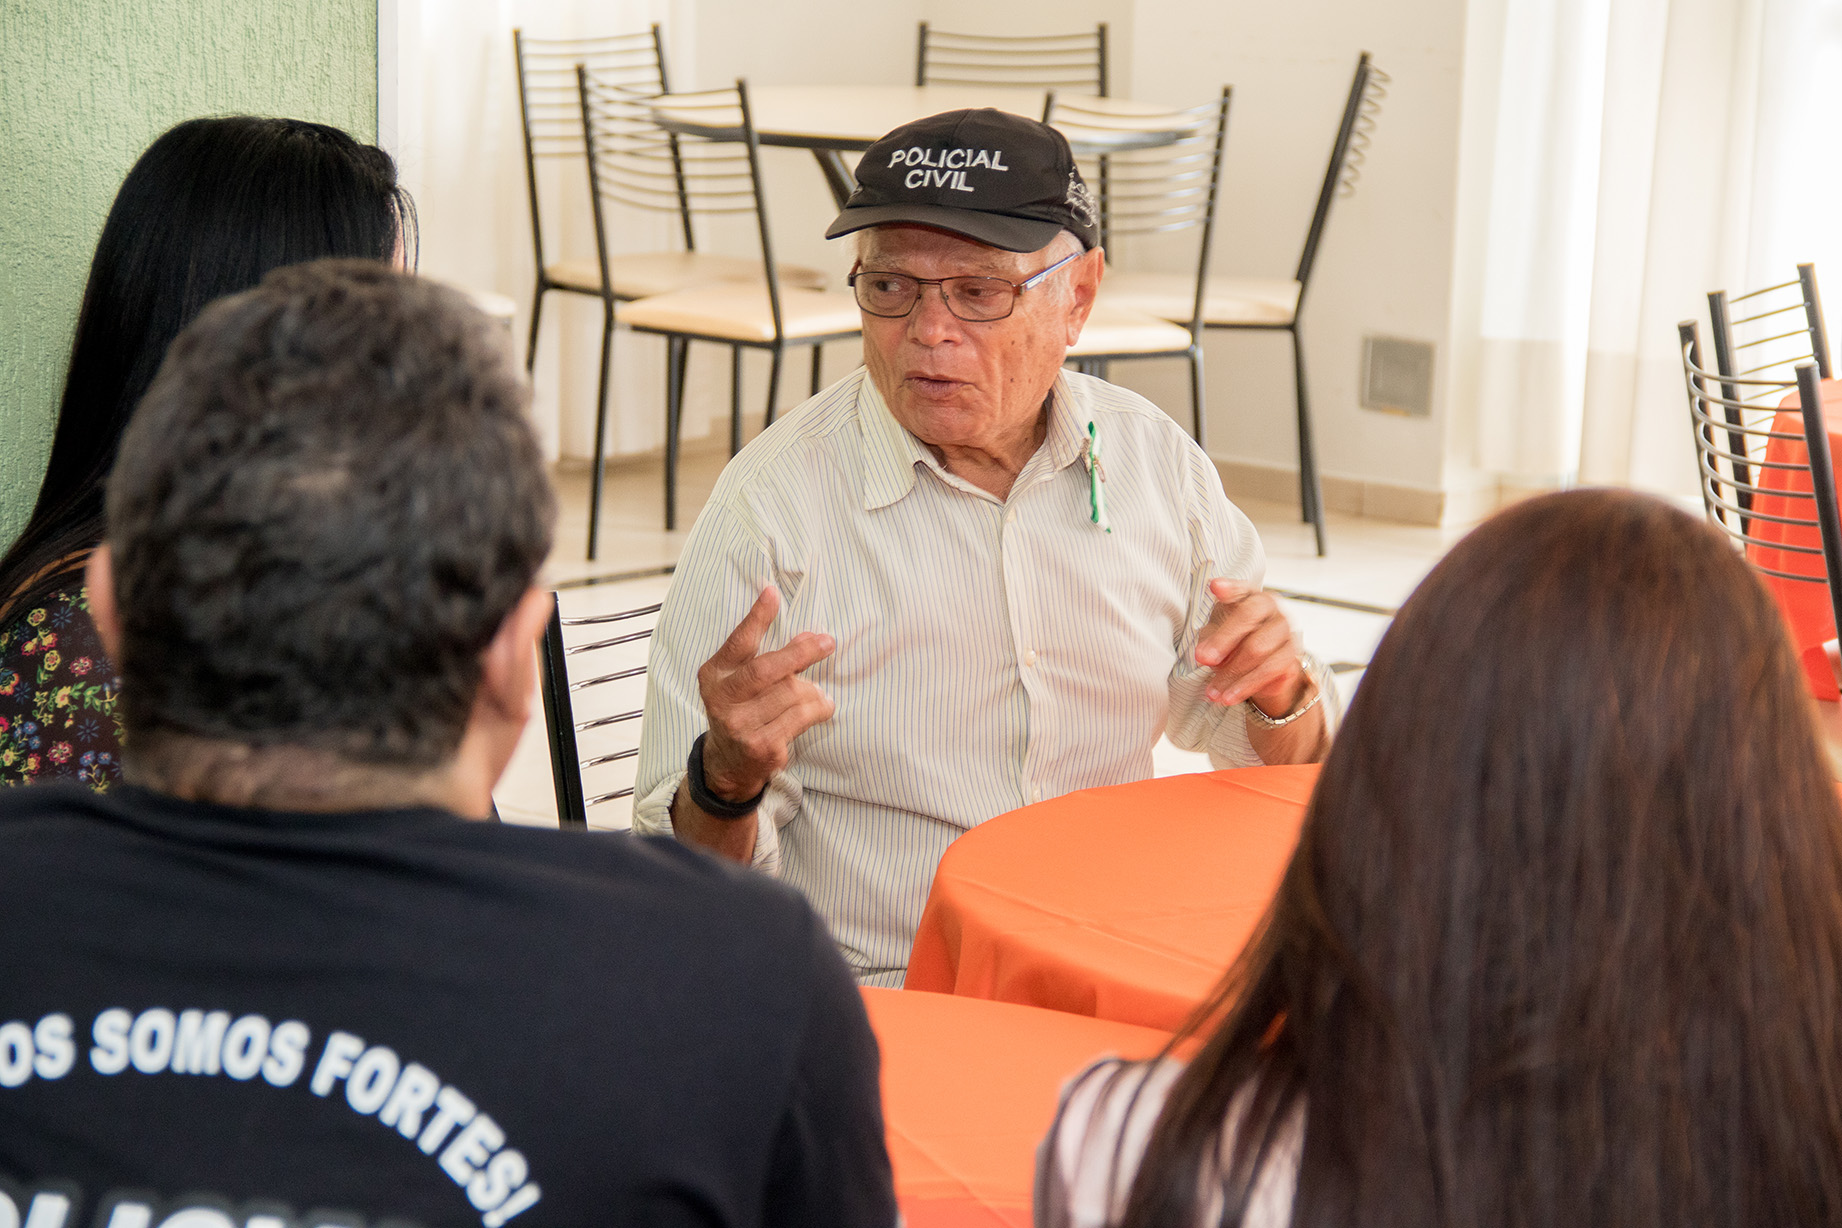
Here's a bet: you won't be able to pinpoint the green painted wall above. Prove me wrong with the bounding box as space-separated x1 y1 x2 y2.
0 0 377 546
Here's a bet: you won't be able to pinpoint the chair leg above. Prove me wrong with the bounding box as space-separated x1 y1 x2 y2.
665 337 686 531
526 282 546 374
1188 344 1206 451
672 331 691 418
586 297 616 561
810 344 823 396
1291 326 1328 556
765 346 785 429
729 346 744 457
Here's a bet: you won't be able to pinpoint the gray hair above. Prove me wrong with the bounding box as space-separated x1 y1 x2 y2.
107 259 555 769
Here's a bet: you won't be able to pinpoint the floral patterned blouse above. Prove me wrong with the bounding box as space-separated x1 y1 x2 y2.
0 583 123 791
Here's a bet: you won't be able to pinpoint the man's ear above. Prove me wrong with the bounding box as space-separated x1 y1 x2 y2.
85 546 121 661
1064 245 1105 345
476 586 556 723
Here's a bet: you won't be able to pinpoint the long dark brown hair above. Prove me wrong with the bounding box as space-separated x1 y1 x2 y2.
1118 488 1842 1228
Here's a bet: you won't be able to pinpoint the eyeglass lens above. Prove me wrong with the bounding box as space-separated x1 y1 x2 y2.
851 274 1018 322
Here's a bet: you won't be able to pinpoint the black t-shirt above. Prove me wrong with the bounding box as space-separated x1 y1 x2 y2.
0 782 895 1228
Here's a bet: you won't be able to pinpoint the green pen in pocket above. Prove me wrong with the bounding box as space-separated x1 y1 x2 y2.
1082 421 1112 534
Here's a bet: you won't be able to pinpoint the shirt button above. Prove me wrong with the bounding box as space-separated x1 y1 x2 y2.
1005 507 1018 525
1024 649 1038 668
1033 788 1044 803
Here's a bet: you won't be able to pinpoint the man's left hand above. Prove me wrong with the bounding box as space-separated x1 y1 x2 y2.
1194 579 1310 718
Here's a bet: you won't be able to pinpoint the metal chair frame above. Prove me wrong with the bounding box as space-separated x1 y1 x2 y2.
1708 264 1832 390
579 78 861 530
1052 88 1232 446
1696 266 1833 533
1213 51 1388 558
1679 323 1842 645
539 593 660 829
915 23 1109 95
919 23 1112 247
513 26 679 352
515 27 682 558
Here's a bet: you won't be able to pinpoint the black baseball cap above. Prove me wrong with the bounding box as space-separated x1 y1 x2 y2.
824 109 1100 253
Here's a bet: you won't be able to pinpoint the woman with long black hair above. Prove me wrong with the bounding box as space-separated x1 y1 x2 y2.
1039 488 1842 1228
0 116 413 789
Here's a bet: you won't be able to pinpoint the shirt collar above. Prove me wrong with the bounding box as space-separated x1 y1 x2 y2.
858 371 1093 511
859 376 929 511
1039 373 1092 475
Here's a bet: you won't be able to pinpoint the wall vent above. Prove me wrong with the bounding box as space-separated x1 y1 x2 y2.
1360 336 1434 417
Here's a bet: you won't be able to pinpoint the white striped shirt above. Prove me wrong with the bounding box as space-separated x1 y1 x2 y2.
632 368 1307 983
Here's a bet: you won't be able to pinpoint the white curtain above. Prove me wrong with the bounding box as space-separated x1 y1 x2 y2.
1470 0 1842 494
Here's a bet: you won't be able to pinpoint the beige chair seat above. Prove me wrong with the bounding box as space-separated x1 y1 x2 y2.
545 252 828 299
1100 272 1302 328
618 283 863 343
1069 303 1196 356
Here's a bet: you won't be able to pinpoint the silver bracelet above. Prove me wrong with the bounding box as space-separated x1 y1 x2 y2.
1243 683 1324 729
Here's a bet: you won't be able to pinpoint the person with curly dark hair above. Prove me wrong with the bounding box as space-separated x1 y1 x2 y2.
0 260 893 1226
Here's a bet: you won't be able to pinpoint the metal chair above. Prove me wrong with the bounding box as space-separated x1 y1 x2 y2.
1679 323 1842 695
1706 263 1831 394
1103 53 1390 557
585 79 863 531
516 30 825 556
1057 88 1232 446
915 23 1108 94
539 593 660 829
1693 266 1832 544
514 28 671 372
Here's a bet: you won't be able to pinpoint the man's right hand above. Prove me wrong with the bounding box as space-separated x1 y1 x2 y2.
672 586 835 861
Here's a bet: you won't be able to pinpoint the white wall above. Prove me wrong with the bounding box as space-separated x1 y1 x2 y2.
401 0 1485 509
1114 1 1466 499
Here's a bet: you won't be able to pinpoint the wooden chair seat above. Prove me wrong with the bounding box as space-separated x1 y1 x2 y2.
545 252 828 300
620 283 863 344
1069 303 1195 356
1099 272 1302 328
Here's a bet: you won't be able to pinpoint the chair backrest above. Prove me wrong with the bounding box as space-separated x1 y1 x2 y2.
1708 263 1832 396
1045 88 1231 332
578 77 785 333
1295 51 1389 297
1697 268 1833 534
539 592 661 829
916 23 1108 95
1678 322 1842 645
513 27 678 270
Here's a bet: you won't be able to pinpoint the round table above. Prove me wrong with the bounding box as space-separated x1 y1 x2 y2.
905 764 1317 1032
653 84 1191 206
863 987 1172 1228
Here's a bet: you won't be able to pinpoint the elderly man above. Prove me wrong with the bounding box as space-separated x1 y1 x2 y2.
633 110 1333 985
0 261 892 1226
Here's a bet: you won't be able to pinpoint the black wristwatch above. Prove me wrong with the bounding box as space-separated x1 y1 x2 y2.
685 733 766 820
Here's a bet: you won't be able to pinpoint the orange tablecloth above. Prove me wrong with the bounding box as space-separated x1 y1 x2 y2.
905 764 1318 1032
863 987 1172 1228
1751 379 1842 699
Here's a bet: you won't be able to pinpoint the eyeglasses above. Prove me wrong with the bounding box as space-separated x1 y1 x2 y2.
847 251 1082 322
